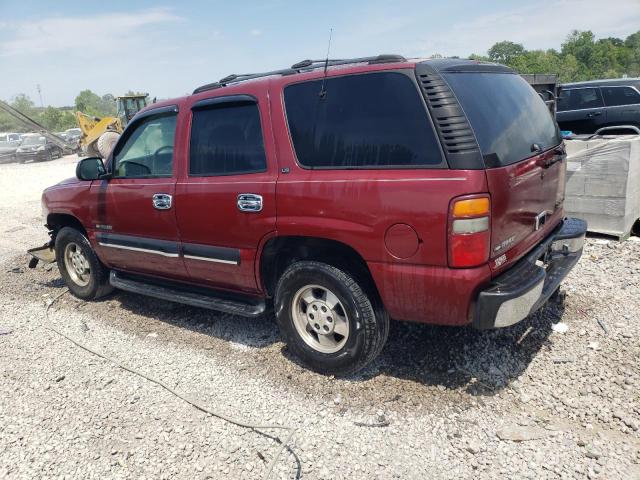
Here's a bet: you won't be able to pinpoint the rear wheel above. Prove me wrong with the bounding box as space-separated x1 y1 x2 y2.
55 227 113 300
275 261 388 376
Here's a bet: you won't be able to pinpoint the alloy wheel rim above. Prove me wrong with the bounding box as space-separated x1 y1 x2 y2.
291 284 349 354
64 242 90 287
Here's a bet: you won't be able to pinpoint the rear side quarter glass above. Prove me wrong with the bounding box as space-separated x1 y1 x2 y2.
444 72 561 167
283 71 445 169
601 86 640 107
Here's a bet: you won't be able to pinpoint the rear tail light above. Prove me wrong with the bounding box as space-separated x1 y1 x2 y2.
448 195 491 268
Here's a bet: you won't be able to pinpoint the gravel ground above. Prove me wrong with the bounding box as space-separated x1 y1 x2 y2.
0 155 639 480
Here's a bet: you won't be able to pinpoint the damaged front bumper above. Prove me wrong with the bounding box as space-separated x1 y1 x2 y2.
473 217 587 329
27 242 56 268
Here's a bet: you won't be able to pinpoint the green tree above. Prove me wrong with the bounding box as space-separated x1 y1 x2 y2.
468 53 490 62
488 41 525 64
40 106 63 131
10 94 36 117
561 30 596 78
75 89 115 117
479 29 640 82
58 111 78 130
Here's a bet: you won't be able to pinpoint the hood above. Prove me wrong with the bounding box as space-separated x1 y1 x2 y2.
57 176 80 186
44 176 81 192
17 145 43 152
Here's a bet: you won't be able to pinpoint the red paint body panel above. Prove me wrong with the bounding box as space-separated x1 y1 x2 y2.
384 224 420 259
368 261 491 325
42 181 93 227
174 84 278 293
88 178 189 279
485 146 566 273
40 59 568 327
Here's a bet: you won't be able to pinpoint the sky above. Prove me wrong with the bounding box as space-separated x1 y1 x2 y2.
1 0 639 107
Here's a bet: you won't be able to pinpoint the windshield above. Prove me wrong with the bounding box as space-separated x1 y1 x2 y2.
443 72 561 167
22 136 46 146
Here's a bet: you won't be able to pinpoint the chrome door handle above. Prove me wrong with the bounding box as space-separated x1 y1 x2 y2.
237 193 263 212
152 193 172 210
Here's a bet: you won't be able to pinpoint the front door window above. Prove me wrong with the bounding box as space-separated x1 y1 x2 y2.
113 113 177 178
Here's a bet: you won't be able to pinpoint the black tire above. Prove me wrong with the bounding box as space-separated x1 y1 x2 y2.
97 131 120 159
274 261 389 376
55 227 113 300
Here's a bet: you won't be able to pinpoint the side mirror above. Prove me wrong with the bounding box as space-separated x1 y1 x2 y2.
76 157 108 181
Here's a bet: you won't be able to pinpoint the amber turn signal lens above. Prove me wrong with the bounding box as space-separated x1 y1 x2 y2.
452 198 490 217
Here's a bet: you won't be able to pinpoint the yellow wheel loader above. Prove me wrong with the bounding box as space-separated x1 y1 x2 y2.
76 94 148 158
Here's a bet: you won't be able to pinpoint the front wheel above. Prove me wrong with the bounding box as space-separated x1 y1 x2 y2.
275 261 388 376
55 227 113 300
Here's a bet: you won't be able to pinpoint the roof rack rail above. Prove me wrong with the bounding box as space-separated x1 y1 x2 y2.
291 54 405 70
192 54 406 94
192 82 223 94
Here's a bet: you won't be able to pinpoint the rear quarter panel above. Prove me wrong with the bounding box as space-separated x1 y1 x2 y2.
269 67 491 324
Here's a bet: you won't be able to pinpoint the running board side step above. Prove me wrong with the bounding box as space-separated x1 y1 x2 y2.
109 271 266 317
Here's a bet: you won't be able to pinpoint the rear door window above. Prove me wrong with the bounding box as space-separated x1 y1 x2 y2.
601 86 640 106
284 72 443 169
557 88 604 111
443 72 560 167
189 103 267 176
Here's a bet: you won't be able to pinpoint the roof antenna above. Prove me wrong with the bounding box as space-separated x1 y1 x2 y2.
319 28 333 99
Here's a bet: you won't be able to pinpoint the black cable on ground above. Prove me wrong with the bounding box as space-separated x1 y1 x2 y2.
45 289 296 479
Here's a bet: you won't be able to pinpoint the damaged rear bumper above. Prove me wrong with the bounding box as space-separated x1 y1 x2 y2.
473 217 587 329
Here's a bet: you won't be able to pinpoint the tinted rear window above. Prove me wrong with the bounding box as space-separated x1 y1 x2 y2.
557 88 604 111
601 86 640 107
444 73 560 167
284 72 443 169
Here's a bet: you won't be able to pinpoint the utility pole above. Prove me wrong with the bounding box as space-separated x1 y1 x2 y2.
36 84 43 108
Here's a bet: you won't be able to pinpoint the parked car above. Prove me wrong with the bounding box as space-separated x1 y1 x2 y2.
64 127 82 154
65 128 82 141
557 78 640 134
16 134 64 163
0 132 22 163
34 56 586 375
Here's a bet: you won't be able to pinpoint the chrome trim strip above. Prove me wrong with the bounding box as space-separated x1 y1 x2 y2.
98 242 180 258
183 254 239 265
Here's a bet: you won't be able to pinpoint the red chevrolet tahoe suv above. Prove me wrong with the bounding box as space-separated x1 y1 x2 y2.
35 55 586 375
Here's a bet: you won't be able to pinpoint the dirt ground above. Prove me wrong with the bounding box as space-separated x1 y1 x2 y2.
0 155 639 479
